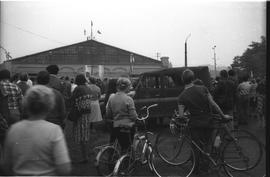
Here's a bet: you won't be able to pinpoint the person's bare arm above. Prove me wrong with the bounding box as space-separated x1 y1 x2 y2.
207 93 231 119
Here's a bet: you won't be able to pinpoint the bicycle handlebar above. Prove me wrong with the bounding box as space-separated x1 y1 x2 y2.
137 104 158 121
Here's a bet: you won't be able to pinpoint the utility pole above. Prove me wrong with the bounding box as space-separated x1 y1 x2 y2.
91 20 93 40
185 33 191 67
212 45 217 77
156 52 160 60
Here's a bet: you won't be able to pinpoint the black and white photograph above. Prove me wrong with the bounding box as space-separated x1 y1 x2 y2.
0 0 266 176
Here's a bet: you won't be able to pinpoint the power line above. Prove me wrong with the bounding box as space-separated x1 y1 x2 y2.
0 21 67 45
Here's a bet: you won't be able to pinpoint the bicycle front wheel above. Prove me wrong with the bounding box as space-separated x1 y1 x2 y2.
155 127 192 165
113 154 135 176
152 135 195 177
95 146 120 176
222 133 263 171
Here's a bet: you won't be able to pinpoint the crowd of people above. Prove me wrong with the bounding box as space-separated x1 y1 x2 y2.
0 65 107 175
179 68 266 174
211 69 266 128
0 65 266 175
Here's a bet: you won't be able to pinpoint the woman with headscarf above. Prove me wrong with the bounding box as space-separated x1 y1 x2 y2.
70 74 92 163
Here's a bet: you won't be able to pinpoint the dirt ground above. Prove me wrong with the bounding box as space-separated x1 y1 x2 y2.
64 116 266 177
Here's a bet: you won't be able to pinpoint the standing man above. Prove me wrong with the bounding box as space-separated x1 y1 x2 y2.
36 71 66 129
237 73 251 125
46 65 64 93
177 69 230 174
0 69 23 125
213 70 236 115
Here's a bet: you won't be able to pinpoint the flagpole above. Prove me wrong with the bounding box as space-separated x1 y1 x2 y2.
91 21 93 40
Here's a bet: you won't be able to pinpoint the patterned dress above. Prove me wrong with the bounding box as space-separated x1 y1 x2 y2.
71 85 92 143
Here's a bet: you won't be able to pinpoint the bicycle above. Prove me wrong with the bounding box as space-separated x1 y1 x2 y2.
153 113 263 177
112 104 158 176
95 139 121 176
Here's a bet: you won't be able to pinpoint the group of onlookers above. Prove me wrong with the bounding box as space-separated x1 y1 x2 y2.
0 65 266 175
0 65 106 175
177 68 266 174
211 69 266 128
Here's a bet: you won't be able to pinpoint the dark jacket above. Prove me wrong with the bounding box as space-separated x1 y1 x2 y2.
46 88 66 129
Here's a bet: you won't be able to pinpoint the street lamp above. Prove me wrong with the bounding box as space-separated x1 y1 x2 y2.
212 45 217 77
185 33 191 67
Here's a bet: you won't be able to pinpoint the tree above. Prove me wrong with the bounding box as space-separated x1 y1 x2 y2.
231 36 266 77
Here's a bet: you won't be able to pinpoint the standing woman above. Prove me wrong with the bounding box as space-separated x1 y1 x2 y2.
88 77 103 133
106 77 138 152
70 74 92 163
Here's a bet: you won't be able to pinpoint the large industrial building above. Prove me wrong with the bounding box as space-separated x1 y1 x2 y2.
2 39 171 79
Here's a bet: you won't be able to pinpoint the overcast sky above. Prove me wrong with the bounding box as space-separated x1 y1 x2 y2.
0 0 266 67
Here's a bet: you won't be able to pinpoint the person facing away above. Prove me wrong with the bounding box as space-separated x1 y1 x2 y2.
46 64 64 93
70 74 93 163
16 72 30 96
106 77 138 152
0 69 23 125
36 71 66 129
237 72 251 125
177 69 230 174
213 70 236 115
3 85 71 176
87 77 103 132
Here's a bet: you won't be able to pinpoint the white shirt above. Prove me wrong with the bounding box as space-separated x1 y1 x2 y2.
4 119 70 176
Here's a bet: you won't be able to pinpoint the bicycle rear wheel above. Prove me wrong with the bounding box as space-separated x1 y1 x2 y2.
95 146 120 176
222 133 263 171
152 135 195 177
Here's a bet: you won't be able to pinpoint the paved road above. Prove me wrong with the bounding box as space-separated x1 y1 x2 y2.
65 116 266 177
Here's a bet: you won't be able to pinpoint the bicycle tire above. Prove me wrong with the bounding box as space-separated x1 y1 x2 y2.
155 128 192 165
222 132 263 171
151 136 195 177
113 154 135 176
133 134 148 165
95 146 120 176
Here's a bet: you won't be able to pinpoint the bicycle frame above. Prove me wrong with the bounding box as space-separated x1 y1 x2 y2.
113 104 158 175
174 117 235 169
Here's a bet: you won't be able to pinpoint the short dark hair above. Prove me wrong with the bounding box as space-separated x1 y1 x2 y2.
220 70 228 79
228 69 235 77
0 69 11 81
46 65 59 75
182 69 194 85
11 73 20 82
89 77 96 84
241 72 249 82
75 74 87 85
37 71 50 85
20 72 29 82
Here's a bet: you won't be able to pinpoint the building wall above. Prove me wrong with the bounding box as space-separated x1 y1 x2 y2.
5 40 165 79
8 63 162 79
